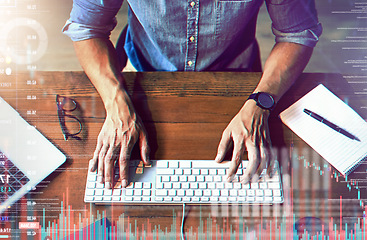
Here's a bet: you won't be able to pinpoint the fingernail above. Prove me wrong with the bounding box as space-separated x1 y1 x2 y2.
105 182 112 189
97 176 103 183
227 175 235 182
241 176 250 184
121 179 128 188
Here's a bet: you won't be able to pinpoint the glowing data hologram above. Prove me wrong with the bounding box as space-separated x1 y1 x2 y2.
0 17 48 65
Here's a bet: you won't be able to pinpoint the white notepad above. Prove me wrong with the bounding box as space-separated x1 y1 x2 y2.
279 84 367 175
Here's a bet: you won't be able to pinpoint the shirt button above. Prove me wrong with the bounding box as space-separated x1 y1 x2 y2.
190 1 195 7
189 36 195 42
187 61 193 66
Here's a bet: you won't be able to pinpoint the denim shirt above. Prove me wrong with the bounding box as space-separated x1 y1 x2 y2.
62 0 322 71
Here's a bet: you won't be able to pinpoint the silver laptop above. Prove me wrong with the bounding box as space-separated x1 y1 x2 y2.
0 96 66 213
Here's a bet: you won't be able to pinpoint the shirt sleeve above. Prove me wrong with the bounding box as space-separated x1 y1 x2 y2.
266 0 322 48
62 0 123 41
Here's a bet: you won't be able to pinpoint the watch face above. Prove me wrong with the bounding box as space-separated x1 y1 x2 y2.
257 92 274 109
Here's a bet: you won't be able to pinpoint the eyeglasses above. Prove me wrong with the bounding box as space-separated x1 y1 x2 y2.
56 95 82 141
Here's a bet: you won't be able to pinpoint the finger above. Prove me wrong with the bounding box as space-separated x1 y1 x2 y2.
240 140 260 184
215 130 231 163
104 145 115 189
119 134 135 188
89 141 103 172
139 129 151 166
226 138 245 182
253 144 271 182
97 143 109 183
266 146 275 178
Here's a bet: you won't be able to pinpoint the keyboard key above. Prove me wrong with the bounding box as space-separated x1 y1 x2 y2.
104 189 113 196
157 161 168 168
180 161 192 168
157 169 174 175
194 190 203 196
156 189 168 196
175 169 183 175
273 190 281 196
197 176 205 182
264 189 273 196
216 182 225 189
229 197 237 202
173 183 181 189
168 189 176 196
219 197 228 202
87 182 96 189
186 190 194 197
95 189 104 196
218 169 225 175
85 196 94 201
229 190 238 196
125 189 133 196
201 169 209 175
143 190 151 196
133 197 142 201
143 183 152 189
205 176 214 182
192 169 200 175
86 189 95 196
162 176 170 182
255 190 264 196
188 176 196 182
247 190 255 196
221 190 229 197
208 182 216 189
214 176 222 182
203 190 211 196
268 182 280 189
179 176 187 182
198 183 207 189
212 189 220 197
95 196 103 201
169 161 179 168
184 169 192 175
171 176 179 182
113 189 121 196
112 196 121 201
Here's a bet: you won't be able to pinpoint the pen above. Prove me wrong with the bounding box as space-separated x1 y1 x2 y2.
303 108 360 142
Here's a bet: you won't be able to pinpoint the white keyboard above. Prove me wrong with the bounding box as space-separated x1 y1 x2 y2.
84 160 283 204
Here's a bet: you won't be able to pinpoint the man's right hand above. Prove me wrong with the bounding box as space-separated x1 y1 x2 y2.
88 88 150 189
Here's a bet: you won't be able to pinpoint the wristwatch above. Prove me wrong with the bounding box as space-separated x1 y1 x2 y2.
248 92 275 111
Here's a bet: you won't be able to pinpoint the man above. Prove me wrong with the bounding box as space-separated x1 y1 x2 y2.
63 0 322 189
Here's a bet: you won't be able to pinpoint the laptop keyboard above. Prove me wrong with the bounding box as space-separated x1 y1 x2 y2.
84 160 283 204
0 153 30 203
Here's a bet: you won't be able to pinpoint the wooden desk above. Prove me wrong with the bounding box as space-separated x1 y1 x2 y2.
0 71 365 238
